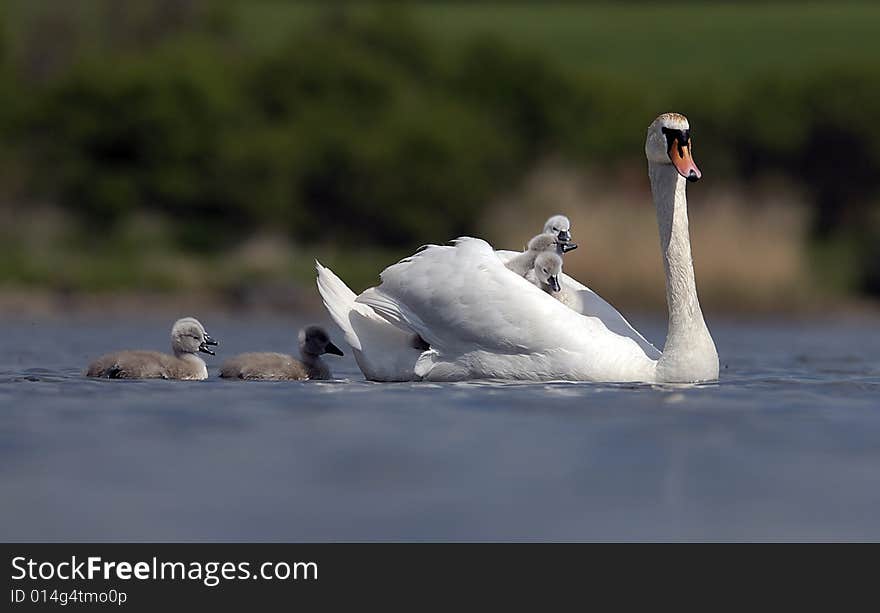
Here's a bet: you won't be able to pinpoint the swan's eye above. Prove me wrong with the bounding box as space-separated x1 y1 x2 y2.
661 127 690 156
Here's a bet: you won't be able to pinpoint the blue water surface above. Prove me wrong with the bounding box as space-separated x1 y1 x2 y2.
0 315 878 541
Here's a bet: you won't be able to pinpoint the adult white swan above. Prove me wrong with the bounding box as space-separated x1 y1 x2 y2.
317 113 718 383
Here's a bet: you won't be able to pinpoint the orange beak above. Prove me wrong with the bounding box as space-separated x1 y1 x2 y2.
669 137 702 182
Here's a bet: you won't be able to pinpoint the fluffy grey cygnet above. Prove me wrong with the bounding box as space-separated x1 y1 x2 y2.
526 251 563 294
86 317 218 380
504 233 561 277
543 214 574 246
219 325 343 381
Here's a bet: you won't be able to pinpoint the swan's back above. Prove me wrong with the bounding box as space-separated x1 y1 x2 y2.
496 249 660 359
359 238 656 381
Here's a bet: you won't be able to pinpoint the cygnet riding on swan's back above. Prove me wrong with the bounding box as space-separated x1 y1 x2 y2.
86 317 219 380
526 251 584 310
526 251 563 294
495 205 660 357
543 214 574 246
317 112 717 382
503 215 578 276
504 233 562 277
219 325 343 380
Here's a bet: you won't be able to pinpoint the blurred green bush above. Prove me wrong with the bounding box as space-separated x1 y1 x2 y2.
2 1 879 294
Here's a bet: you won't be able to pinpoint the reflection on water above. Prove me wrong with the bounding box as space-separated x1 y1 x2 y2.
1 315 879 541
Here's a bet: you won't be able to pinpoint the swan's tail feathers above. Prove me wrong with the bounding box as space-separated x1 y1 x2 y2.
355 287 431 338
316 260 427 382
315 260 362 351
355 287 409 329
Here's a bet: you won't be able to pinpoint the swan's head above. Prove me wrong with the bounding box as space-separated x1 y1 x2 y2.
543 214 572 244
645 112 701 182
534 252 562 293
299 325 344 358
171 317 218 357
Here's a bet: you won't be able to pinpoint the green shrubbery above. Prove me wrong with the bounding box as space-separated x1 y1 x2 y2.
25 39 242 229
730 68 880 228
3 2 880 293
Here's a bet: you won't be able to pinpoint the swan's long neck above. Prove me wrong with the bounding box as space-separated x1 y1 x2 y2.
649 162 718 382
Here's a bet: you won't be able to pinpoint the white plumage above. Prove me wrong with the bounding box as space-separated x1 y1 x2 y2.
316 112 718 383
354 237 657 381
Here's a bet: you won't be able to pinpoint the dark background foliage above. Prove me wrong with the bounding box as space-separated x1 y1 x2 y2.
1 1 878 301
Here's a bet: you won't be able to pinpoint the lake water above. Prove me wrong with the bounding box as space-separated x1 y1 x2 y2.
1 315 878 542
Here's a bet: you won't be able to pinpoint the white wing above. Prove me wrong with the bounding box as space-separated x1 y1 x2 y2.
495 249 661 359
357 238 656 381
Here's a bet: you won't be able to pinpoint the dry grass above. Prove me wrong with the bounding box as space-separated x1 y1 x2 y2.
483 161 818 314
0 166 860 316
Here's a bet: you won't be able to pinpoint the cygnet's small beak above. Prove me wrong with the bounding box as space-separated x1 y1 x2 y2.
560 242 578 253
325 341 344 357
549 275 561 293
557 230 571 243
199 334 219 356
